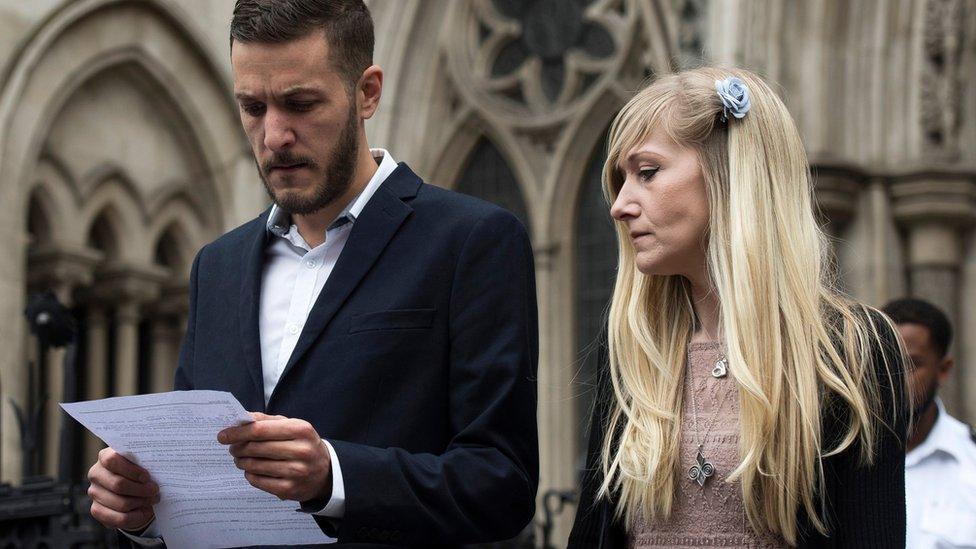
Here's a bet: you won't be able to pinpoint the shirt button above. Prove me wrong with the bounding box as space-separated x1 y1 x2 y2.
305 259 318 269
288 325 300 335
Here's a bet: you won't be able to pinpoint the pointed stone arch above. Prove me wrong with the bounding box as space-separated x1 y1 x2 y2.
0 1 254 481
453 135 533 236
426 110 538 234
85 206 127 263
25 186 57 249
0 0 248 240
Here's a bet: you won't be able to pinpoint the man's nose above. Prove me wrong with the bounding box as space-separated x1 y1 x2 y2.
263 110 296 151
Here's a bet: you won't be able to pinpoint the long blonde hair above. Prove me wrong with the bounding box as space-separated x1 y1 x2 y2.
599 67 903 544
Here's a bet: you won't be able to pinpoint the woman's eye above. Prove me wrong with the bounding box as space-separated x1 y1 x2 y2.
638 167 659 182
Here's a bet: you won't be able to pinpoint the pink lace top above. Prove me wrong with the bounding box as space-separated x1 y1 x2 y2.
627 342 786 548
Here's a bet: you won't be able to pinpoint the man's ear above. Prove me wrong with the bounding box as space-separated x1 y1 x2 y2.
358 65 383 120
936 356 954 385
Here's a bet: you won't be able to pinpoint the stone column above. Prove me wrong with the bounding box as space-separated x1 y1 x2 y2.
84 307 109 467
812 166 862 296
25 244 99 477
533 240 579 543
88 264 163 398
114 302 141 397
892 175 976 417
147 284 189 393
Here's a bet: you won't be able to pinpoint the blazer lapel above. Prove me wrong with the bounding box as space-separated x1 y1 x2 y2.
273 165 422 395
238 211 270 412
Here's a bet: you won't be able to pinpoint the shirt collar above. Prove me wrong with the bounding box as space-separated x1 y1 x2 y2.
265 148 398 237
906 398 963 467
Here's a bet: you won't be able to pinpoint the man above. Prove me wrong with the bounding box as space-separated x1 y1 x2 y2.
85 1 539 546
882 298 976 548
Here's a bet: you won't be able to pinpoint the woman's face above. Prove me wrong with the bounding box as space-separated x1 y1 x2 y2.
610 127 710 278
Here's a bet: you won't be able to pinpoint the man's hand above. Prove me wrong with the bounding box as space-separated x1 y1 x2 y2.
87 448 159 531
218 412 333 502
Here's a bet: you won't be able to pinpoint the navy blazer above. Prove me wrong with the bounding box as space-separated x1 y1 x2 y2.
174 164 539 547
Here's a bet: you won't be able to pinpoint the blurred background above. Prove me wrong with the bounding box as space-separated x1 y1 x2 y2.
0 0 973 546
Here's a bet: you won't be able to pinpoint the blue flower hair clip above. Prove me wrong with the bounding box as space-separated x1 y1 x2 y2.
715 76 751 122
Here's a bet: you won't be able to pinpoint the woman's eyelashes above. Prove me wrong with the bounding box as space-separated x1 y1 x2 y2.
637 166 660 182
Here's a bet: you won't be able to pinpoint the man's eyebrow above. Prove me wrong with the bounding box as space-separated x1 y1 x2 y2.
280 86 322 97
233 87 323 101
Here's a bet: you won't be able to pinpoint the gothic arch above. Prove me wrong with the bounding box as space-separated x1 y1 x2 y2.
0 0 245 241
25 186 57 247
148 197 206 275
151 221 194 278
81 173 145 262
85 205 128 262
426 111 539 232
25 157 76 244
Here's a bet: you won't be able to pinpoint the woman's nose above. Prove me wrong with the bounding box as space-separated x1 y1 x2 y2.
610 181 639 221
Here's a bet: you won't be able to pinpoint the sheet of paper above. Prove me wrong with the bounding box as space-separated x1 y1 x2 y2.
62 390 334 548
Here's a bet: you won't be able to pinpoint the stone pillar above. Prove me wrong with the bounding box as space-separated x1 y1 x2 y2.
25 244 99 478
147 284 189 393
148 320 177 393
83 307 109 467
812 166 862 296
533 240 578 543
892 175 976 417
87 264 163 398
114 302 141 397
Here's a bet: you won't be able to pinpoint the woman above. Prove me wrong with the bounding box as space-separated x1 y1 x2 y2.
569 67 907 548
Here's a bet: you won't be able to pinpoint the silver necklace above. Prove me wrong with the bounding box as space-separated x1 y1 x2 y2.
688 355 731 487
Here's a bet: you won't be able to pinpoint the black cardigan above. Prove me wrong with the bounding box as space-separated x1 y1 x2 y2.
568 316 907 548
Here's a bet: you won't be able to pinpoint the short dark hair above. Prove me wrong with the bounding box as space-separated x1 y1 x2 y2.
230 0 374 88
882 297 953 358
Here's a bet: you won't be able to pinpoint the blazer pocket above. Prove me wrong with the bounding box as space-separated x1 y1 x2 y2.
349 308 436 334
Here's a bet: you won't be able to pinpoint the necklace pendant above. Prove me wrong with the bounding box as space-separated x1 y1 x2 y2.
711 357 728 378
688 447 715 487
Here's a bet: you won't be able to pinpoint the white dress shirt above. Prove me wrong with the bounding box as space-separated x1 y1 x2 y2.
126 149 398 545
906 399 976 548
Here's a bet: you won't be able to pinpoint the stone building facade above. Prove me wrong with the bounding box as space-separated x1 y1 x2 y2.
0 0 973 544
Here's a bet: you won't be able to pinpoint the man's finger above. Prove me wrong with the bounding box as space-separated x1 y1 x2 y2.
228 439 317 460
218 418 310 444
243 471 294 500
89 483 157 513
234 456 310 479
90 468 159 499
250 412 286 421
90 500 155 531
99 448 150 483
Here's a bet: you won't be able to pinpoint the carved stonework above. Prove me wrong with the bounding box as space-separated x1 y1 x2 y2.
446 0 635 120
673 0 707 68
920 0 966 159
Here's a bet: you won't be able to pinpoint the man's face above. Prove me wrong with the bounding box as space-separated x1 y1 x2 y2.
232 32 360 215
897 322 953 415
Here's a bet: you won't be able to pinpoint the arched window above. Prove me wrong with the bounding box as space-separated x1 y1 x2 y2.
574 137 616 468
454 138 531 234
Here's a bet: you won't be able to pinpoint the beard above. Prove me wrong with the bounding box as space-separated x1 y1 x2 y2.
257 105 359 216
911 379 939 417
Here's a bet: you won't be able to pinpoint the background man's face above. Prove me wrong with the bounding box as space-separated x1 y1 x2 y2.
897 322 952 415
231 32 359 215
